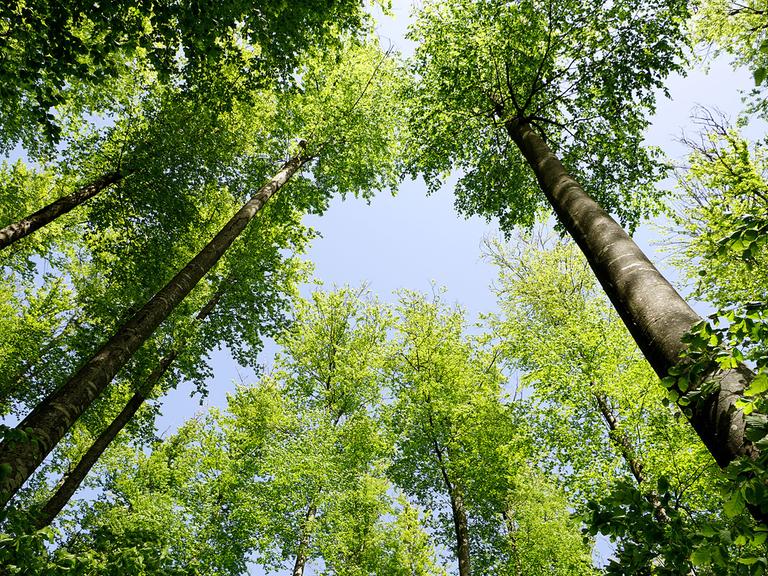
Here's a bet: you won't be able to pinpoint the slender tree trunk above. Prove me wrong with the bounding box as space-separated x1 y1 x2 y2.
0 171 124 250
502 508 523 576
505 119 761 503
292 503 317 576
34 351 177 529
431 427 471 576
0 152 308 508
593 392 670 524
449 488 471 576
33 289 224 528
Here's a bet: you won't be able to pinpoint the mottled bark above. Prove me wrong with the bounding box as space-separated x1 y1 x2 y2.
450 489 471 576
505 118 757 475
34 351 177 529
502 508 523 576
593 392 670 524
0 171 123 250
0 153 308 508
33 289 224 528
292 503 317 576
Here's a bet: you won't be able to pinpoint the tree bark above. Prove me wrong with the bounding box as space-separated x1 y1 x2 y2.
504 118 759 481
34 351 177 529
502 508 523 576
593 392 670 524
0 152 308 508
292 503 317 576
430 425 471 576
449 488 471 576
0 171 124 250
33 288 224 529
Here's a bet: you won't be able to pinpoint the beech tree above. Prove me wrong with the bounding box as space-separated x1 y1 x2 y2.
0 0 371 153
404 0 766 523
486 237 768 571
386 291 595 576
0 38 404 508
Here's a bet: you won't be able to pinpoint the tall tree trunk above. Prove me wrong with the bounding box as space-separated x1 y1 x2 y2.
0 171 124 250
431 426 471 576
593 392 669 524
504 118 765 524
502 508 523 576
0 152 308 508
34 351 177 529
292 503 317 576
33 288 224 529
449 488 471 576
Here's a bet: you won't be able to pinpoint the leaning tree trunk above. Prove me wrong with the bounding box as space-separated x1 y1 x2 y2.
593 392 669 524
0 151 308 508
0 170 124 250
505 117 765 525
292 503 317 576
33 288 224 529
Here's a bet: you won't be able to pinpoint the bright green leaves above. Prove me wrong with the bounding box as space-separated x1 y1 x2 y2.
693 1 768 115
0 0 371 154
286 38 406 203
405 0 687 232
386 289 593 575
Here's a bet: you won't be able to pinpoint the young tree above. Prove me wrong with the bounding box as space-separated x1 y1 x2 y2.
243 288 391 575
387 291 595 576
0 38 405 508
405 0 765 518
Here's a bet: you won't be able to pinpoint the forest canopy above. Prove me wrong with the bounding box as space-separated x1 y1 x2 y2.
1 0 768 574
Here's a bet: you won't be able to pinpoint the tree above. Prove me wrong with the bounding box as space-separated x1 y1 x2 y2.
405 0 765 521
0 72 279 251
387 290 595 576
240 288 392 575
485 236 768 572
0 0 371 153
0 37 404 508
31 286 227 530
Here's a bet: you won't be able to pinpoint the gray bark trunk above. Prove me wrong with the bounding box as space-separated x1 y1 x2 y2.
431 424 471 576
33 289 224 528
502 508 523 576
0 153 307 508
292 503 317 576
505 118 765 524
0 171 123 249
450 489 471 576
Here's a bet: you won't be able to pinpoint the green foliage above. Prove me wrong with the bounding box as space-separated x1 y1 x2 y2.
405 0 688 232
387 290 595 575
693 1 768 115
0 0 373 153
484 235 767 572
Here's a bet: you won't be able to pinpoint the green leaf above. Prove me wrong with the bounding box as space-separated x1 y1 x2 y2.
745 373 768 397
724 492 746 518
690 547 712 566
754 67 767 86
